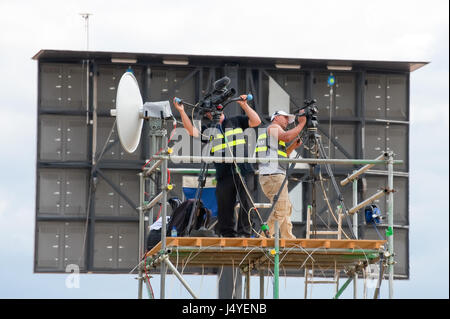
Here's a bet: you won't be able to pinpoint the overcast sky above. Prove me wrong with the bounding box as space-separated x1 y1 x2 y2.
0 0 448 299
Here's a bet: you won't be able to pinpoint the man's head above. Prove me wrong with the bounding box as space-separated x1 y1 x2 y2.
270 110 295 129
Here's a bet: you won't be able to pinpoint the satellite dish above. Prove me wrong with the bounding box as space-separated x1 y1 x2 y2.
115 71 143 153
111 70 174 153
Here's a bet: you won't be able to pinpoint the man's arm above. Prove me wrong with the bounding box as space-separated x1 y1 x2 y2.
173 98 200 138
286 138 302 156
268 117 306 143
237 95 261 128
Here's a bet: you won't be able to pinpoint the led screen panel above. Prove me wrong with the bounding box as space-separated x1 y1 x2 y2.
35 56 410 280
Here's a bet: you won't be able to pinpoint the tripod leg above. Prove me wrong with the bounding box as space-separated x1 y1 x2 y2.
186 162 209 235
315 135 356 239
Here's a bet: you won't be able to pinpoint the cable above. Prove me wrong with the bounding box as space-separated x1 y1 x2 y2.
317 171 350 239
231 259 237 299
230 169 263 237
216 264 224 297
156 203 162 220
95 120 117 165
372 222 384 240
247 207 265 237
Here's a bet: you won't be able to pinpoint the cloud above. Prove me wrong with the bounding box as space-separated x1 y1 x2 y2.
0 189 35 255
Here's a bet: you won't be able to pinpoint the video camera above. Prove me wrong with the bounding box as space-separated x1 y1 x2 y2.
175 76 253 122
197 76 236 120
295 98 319 128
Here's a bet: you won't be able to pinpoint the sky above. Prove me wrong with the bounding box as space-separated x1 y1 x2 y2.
0 0 448 299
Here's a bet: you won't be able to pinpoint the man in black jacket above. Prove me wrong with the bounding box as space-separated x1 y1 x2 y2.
173 95 261 237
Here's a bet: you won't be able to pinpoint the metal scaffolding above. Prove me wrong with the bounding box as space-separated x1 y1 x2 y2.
137 150 401 299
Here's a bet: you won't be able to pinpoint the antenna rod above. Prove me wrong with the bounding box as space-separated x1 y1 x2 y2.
79 13 92 51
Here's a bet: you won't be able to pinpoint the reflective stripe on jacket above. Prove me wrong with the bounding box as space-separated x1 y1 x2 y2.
255 127 288 170
210 127 246 155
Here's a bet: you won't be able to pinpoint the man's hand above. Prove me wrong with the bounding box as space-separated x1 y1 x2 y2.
236 95 249 108
296 114 306 126
173 97 184 113
237 95 261 128
293 138 302 149
172 97 198 137
287 137 303 156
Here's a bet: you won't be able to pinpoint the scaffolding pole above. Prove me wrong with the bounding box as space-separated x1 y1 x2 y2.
333 277 353 299
274 220 280 299
341 153 386 186
137 172 145 299
387 152 394 299
352 172 358 299
160 135 168 299
161 255 199 299
153 155 403 166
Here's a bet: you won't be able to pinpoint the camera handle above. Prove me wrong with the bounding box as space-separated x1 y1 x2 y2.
222 93 253 106
174 97 196 108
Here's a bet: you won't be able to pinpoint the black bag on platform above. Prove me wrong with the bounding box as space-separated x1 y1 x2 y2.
146 197 182 251
166 199 216 237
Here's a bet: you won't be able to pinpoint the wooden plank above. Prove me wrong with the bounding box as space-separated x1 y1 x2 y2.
315 231 339 235
199 238 223 247
146 237 385 256
147 242 161 256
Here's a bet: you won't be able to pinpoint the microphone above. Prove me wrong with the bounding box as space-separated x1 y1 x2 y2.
213 76 231 92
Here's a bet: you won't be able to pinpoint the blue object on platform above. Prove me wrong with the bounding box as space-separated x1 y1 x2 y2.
365 204 381 224
328 74 335 86
182 187 218 217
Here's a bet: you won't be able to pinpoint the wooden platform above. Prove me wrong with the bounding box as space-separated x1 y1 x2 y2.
146 237 386 271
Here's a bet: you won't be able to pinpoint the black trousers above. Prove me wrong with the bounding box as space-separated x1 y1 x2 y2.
215 171 255 237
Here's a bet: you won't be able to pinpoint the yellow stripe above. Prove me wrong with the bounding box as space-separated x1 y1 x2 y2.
279 140 286 147
277 150 287 157
225 128 243 137
214 128 244 140
211 139 246 153
257 133 267 140
255 146 268 152
211 144 226 153
228 139 246 147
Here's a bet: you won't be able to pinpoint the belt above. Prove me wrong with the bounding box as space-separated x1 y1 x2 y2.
260 173 285 176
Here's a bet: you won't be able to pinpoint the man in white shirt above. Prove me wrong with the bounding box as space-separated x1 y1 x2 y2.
256 110 306 238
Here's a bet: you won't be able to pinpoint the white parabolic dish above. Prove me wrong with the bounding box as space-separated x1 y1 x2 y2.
116 71 143 153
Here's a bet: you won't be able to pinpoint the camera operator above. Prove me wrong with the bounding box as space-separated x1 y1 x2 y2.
173 95 261 237
255 110 306 239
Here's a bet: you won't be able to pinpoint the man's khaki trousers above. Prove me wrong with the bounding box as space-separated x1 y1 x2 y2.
259 174 296 239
